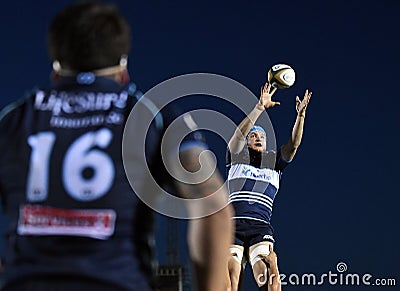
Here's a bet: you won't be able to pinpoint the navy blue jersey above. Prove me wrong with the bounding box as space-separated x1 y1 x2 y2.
226 147 290 225
0 77 204 290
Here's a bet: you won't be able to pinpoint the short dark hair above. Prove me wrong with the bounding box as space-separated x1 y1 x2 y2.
48 1 131 72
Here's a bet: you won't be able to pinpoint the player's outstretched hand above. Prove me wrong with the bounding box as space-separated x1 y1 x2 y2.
296 89 312 117
259 82 279 109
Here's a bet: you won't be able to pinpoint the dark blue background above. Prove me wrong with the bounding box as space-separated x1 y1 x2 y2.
1 1 399 290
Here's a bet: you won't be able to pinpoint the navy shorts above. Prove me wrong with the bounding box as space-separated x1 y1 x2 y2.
233 218 275 248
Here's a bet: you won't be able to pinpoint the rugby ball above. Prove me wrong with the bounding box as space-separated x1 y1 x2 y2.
267 64 295 89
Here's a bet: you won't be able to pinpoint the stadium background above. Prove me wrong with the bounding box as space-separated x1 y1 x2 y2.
0 0 399 290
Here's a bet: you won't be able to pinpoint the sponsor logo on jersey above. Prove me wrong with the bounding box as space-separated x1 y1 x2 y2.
34 90 128 116
228 163 280 189
242 165 273 181
17 204 116 240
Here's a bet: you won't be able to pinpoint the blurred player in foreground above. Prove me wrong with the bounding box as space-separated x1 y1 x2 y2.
0 1 233 290
226 82 312 290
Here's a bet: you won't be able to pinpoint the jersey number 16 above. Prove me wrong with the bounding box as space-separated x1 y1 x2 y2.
26 128 115 202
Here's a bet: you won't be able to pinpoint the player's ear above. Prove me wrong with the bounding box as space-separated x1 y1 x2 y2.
115 69 130 85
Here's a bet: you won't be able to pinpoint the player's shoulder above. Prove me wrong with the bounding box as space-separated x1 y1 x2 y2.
0 88 39 131
135 93 190 135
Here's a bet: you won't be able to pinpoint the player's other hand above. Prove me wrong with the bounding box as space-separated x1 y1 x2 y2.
259 82 279 109
296 89 312 117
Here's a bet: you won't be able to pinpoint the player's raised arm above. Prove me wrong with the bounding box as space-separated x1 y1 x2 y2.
280 89 312 162
228 83 278 153
172 146 234 291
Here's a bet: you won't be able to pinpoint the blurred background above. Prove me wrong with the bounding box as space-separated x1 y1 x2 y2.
1 0 399 290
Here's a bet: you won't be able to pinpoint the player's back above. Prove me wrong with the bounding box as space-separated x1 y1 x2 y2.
0 77 155 290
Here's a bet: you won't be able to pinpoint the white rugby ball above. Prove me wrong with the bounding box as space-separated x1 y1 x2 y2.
267 64 296 89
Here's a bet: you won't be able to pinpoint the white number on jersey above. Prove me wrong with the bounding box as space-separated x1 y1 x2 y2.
26 132 56 201
26 128 115 202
